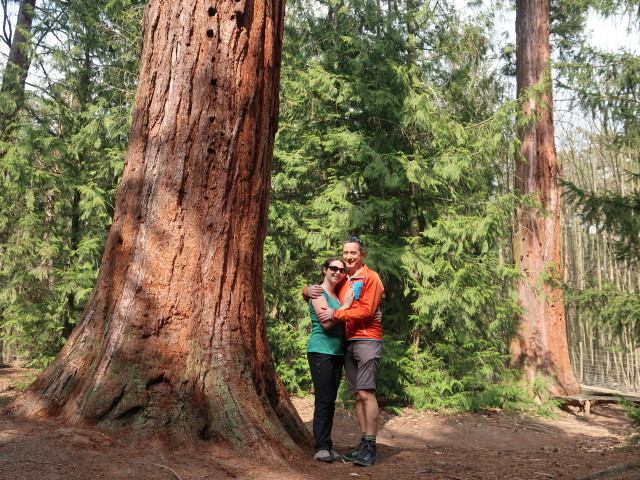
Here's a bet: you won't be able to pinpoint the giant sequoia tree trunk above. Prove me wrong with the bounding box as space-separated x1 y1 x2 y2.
11 0 311 453
510 0 580 396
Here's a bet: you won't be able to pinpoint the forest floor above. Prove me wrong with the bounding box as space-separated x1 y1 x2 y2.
1 362 639 480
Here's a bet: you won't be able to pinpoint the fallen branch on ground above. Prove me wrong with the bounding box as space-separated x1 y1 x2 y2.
415 468 469 480
575 463 640 480
154 463 183 480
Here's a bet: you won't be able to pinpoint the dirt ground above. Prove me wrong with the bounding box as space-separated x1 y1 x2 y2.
1 363 639 480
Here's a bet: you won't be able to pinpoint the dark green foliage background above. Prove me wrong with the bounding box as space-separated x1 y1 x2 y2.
0 0 143 366
265 0 526 409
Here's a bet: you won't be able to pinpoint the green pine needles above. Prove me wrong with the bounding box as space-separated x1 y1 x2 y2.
0 0 141 367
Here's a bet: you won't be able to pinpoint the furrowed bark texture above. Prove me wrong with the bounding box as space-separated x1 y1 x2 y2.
510 0 580 396
11 0 311 453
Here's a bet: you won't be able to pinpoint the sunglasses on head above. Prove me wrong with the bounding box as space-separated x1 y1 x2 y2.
327 265 346 274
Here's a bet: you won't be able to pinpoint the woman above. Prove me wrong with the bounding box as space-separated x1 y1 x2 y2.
307 257 353 462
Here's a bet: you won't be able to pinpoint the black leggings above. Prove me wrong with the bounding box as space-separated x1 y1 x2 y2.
307 352 344 451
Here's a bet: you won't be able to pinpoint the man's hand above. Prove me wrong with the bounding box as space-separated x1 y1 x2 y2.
306 285 324 300
319 317 334 330
373 308 382 323
317 307 334 326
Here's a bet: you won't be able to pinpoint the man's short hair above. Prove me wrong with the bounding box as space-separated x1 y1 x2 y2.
344 236 366 253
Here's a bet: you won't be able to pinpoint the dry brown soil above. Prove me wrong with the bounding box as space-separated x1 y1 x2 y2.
1 363 638 480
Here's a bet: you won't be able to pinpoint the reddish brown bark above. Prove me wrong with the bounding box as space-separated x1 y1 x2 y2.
10 0 311 454
510 0 580 396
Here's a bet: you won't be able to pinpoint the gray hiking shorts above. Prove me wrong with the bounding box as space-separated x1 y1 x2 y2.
344 340 383 394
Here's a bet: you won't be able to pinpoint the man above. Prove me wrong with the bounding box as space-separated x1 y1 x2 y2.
307 236 384 467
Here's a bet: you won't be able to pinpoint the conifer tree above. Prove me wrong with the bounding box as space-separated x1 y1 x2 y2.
0 0 36 138
12 0 310 452
554 0 640 345
510 0 580 396
0 0 140 365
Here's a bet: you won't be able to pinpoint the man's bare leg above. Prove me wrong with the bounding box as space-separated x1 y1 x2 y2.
355 393 366 434
356 389 379 435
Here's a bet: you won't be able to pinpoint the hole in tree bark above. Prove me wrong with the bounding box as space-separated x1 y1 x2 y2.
208 7 217 15
95 388 126 421
208 116 215 122
146 375 166 388
116 405 145 420
210 78 217 86
234 12 244 28
199 423 213 440
206 29 214 37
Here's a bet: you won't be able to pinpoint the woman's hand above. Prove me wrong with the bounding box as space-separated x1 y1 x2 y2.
341 286 354 310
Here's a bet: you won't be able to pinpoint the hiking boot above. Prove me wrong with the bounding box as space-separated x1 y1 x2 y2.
329 449 341 462
354 440 377 467
314 449 332 462
342 439 365 463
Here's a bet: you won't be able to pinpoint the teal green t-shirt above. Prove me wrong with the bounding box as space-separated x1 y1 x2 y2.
306 291 344 355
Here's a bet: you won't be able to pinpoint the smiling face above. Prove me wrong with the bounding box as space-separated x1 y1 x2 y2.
323 259 346 285
342 241 365 274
